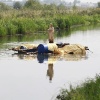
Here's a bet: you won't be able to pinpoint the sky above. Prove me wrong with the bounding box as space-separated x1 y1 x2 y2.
14 0 100 3
64 0 100 3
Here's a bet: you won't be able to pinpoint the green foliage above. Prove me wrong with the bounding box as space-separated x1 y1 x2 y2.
56 17 66 29
24 0 42 10
0 2 100 36
13 2 22 9
24 0 34 8
0 26 7 36
56 74 100 100
0 2 11 11
6 23 17 35
35 19 47 31
0 21 7 36
55 15 87 29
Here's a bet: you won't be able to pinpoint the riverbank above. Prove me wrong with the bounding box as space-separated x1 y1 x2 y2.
56 74 100 100
0 8 100 37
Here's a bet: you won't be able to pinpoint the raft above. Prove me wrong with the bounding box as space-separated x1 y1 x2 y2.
12 42 89 55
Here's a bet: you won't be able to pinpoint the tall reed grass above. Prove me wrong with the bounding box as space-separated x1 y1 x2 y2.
56 74 100 100
0 8 100 36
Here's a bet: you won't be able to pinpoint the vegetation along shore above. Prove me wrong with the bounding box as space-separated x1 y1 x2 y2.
56 74 100 100
0 0 100 36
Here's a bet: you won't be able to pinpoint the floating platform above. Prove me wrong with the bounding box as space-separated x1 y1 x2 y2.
12 43 89 55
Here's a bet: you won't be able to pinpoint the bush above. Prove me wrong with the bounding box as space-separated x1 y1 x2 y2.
56 74 100 100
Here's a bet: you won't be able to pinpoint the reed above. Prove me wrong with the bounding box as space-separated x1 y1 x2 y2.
56 74 100 100
0 8 100 36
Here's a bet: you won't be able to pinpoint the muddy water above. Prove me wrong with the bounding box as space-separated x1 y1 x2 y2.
0 25 100 100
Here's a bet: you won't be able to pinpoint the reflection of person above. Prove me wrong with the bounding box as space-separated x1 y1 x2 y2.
47 63 54 82
46 55 57 82
48 23 54 43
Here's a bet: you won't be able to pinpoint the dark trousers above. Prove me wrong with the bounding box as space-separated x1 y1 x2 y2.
49 39 54 43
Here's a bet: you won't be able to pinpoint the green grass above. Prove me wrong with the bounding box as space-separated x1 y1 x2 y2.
56 74 100 100
0 8 100 36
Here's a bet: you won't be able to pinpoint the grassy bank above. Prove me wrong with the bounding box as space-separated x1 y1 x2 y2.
56 74 100 100
0 8 100 36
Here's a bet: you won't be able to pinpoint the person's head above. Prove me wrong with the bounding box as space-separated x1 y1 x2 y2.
50 23 53 27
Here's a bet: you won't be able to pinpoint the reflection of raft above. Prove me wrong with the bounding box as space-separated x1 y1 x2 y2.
12 43 89 55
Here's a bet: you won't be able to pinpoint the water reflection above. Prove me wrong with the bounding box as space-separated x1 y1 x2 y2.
64 54 86 61
12 53 37 60
12 53 88 82
37 54 48 63
47 63 54 82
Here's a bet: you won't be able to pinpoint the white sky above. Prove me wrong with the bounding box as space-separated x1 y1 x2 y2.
14 0 100 3
64 0 100 3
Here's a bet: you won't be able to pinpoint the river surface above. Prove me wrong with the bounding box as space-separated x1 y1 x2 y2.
0 24 100 100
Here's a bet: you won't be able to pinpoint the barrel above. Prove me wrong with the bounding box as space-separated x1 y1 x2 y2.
37 44 52 54
37 54 48 63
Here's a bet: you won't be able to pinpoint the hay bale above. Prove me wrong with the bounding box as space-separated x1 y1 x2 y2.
47 43 58 52
22 44 38 49
61 44 86 55
47 43 86 55
12 44 38 51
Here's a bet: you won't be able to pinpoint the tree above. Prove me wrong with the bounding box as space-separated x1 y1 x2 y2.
0 2 11 11
13 2 22 9
24 0 42 10
57 4 66 10
24 0 33 8
98 2 100 8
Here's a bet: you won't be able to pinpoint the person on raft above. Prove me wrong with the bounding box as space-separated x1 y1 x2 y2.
48 23 54 43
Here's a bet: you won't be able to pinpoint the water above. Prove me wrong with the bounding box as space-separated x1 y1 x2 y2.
0 25 100 100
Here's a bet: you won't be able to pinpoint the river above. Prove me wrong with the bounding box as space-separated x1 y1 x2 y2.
0 24 100 100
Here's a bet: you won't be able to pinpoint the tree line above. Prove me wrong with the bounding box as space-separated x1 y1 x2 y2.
0 0 100 11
